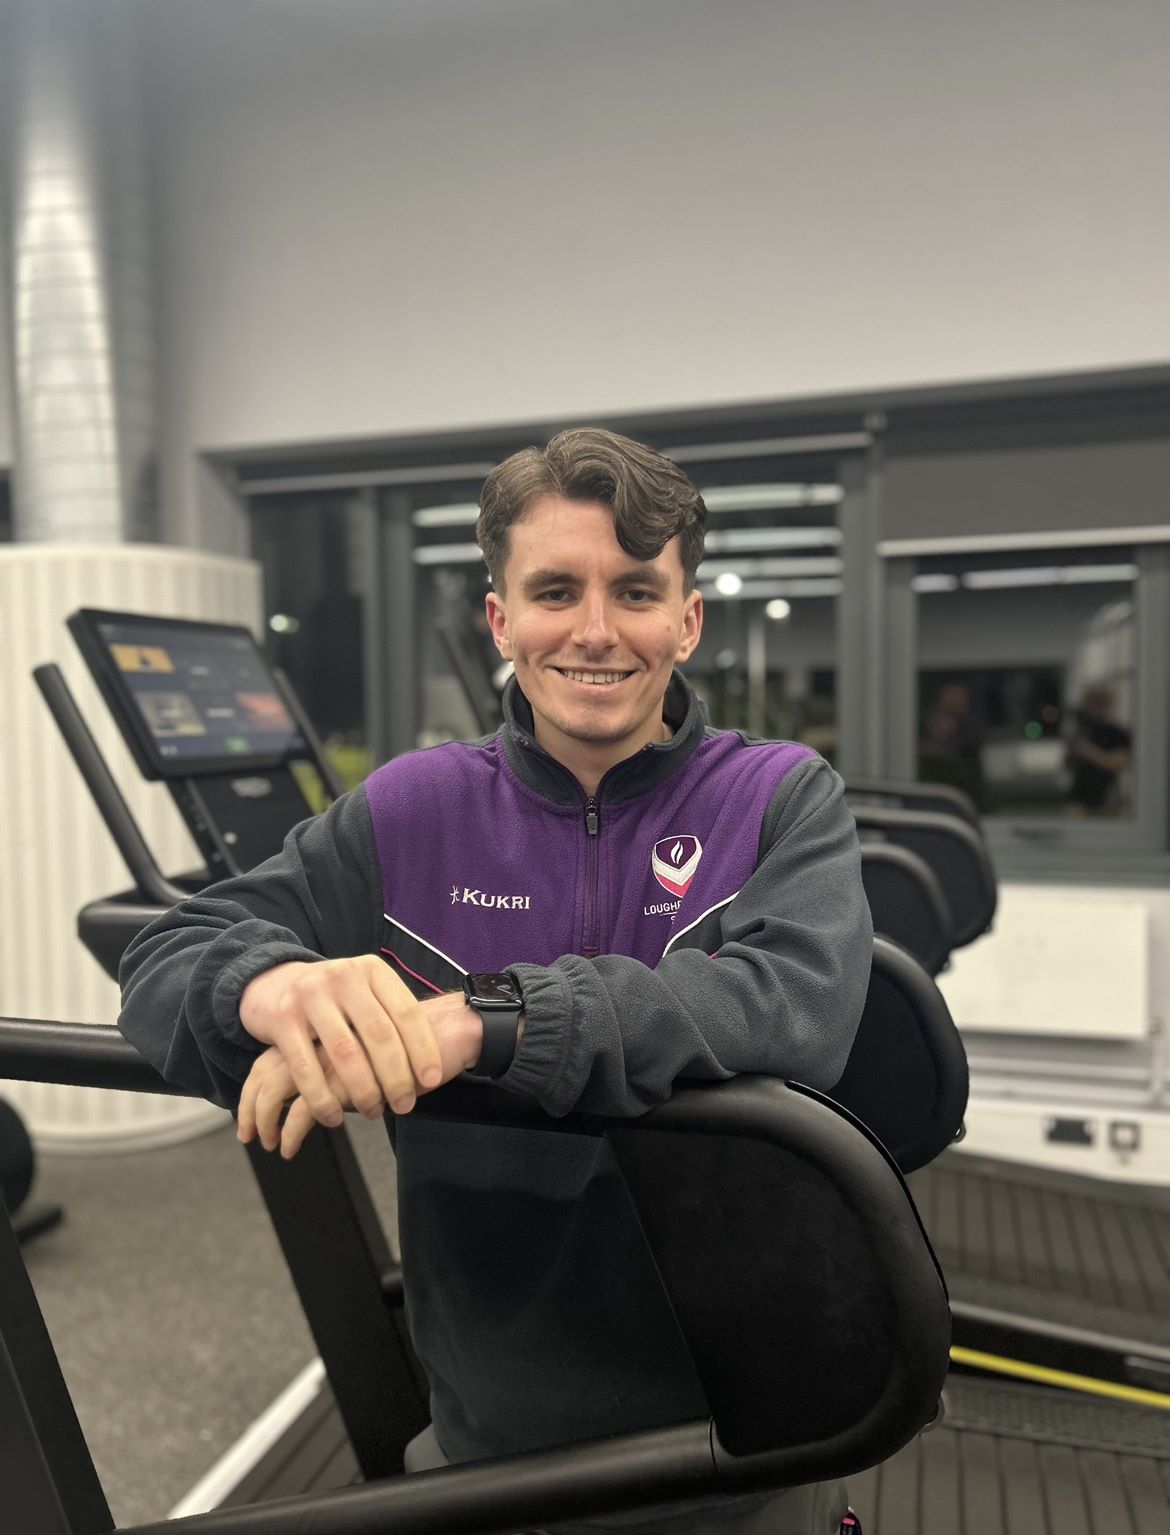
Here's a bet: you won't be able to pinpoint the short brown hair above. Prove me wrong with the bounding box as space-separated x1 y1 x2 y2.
477 428 707 592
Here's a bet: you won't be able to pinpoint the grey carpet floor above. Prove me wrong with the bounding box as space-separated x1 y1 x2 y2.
21 1113 399 1529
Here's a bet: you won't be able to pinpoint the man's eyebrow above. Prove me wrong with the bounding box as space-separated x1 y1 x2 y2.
616 565 670 590
520 568 576 593
520 565 671 594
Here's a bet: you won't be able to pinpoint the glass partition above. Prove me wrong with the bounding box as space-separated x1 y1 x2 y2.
913 548 1137 819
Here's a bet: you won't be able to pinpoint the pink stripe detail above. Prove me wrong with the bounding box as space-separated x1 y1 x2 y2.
381 947 445 995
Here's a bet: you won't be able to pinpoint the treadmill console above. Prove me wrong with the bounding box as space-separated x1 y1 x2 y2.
68 608 306 779
69 608 315 878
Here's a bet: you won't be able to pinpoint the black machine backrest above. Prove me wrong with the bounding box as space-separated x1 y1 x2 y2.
846 776 982 831
860 842 953 977
0 1020 952 1525
607 1076 951 1480
828 937 969 1175
851 803 997 948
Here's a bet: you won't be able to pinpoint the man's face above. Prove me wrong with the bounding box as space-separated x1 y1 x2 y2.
485 495 702 775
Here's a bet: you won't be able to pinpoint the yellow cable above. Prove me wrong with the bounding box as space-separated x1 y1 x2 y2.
950 1346 1170 1411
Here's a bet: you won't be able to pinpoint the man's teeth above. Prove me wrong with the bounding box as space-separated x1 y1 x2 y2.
561 670 628 685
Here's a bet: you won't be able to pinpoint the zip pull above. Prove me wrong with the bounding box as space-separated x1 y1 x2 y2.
584 797 600 836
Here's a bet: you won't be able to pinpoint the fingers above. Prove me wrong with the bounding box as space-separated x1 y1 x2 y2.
367 963 443 1094
280 1096 320 1160
265 989 348 1129
302 986 389 1118
237 1048 297 1152
237 1046 360 1160
239 957 446 1144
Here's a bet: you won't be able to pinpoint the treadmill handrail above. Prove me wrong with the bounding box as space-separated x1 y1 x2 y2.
33 663 191 910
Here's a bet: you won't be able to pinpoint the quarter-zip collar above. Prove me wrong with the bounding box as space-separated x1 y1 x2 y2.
499 670 709 807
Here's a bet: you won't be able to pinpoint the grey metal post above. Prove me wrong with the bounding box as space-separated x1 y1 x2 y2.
884 557 919 781
834 455 875 776
375 488 419 763
746 604 767 738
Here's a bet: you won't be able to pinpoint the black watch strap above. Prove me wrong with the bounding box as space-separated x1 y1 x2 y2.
466 1005 521 1078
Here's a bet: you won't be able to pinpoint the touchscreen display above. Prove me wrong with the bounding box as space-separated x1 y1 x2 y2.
88 613 305 772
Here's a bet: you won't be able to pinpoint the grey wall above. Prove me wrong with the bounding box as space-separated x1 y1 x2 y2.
140 0 1170 549
4 6 1164 507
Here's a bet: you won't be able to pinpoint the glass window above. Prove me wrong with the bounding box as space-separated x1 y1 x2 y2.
250 492 372 789
410 483 504 745
670 452 844 756
913 548 1137 820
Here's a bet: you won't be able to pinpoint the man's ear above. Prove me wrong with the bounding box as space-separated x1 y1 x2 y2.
675 591 703 663
485 590 512 660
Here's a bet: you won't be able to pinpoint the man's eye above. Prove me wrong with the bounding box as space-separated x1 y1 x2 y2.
622 588 653 602
538 589 571 602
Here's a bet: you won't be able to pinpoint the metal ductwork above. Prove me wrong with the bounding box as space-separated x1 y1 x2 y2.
3 0 156 544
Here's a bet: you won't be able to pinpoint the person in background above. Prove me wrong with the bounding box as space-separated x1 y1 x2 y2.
1066 684 1133 815
918 680 987 811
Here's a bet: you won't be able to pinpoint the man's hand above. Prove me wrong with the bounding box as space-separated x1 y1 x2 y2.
237 988 484 1158
237 1045 346 1157
239 955 448 1128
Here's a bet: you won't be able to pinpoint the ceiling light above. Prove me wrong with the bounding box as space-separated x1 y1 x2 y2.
765 599 792 621
714 572 744 596
699 484 843 513
413 542 483 565
700 578 843 601
412 504 481 527
1059 564 1137 584
961 567 1062 590
703 528 842 553
698 556 843 580
959 564 1138 591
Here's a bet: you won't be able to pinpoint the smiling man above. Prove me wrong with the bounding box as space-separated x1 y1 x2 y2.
120 428 871 1534
482 488 702 793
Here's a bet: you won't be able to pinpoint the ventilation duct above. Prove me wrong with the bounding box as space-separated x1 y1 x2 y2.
4 0 156 543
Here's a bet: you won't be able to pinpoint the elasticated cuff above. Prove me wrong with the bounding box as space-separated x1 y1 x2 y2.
498 962 577 1114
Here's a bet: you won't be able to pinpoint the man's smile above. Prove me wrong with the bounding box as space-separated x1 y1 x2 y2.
553 668 636 687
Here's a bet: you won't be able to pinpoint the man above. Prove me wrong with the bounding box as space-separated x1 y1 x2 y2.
1065 684 1133 816
119 428 872 1533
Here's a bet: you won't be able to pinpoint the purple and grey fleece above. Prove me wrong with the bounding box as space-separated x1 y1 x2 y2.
119 671 871 1466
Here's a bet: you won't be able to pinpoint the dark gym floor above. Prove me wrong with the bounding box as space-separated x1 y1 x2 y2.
21 1113 400 1529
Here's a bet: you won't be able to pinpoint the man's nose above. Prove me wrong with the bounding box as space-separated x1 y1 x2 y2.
571 594 619 651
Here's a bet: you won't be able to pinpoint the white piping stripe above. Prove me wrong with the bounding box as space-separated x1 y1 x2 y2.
383 914 468 977
662 892 739 955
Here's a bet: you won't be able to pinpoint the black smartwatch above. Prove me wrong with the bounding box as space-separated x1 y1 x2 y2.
462 971 523 1079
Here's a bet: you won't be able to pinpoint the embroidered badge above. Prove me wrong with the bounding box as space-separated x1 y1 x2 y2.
651 835 703 898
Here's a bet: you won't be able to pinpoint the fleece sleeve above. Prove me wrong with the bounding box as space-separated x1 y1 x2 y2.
117 787 383 1109
503 757 872 1118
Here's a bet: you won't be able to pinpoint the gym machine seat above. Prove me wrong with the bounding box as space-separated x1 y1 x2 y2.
859 842 953 977
845 777 982 832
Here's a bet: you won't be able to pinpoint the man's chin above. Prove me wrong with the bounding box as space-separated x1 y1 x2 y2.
544 709 639 748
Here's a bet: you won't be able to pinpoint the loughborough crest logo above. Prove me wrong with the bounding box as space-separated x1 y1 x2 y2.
651 835 703 898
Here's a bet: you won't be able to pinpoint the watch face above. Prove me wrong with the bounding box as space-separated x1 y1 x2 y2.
467 971 520 1006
